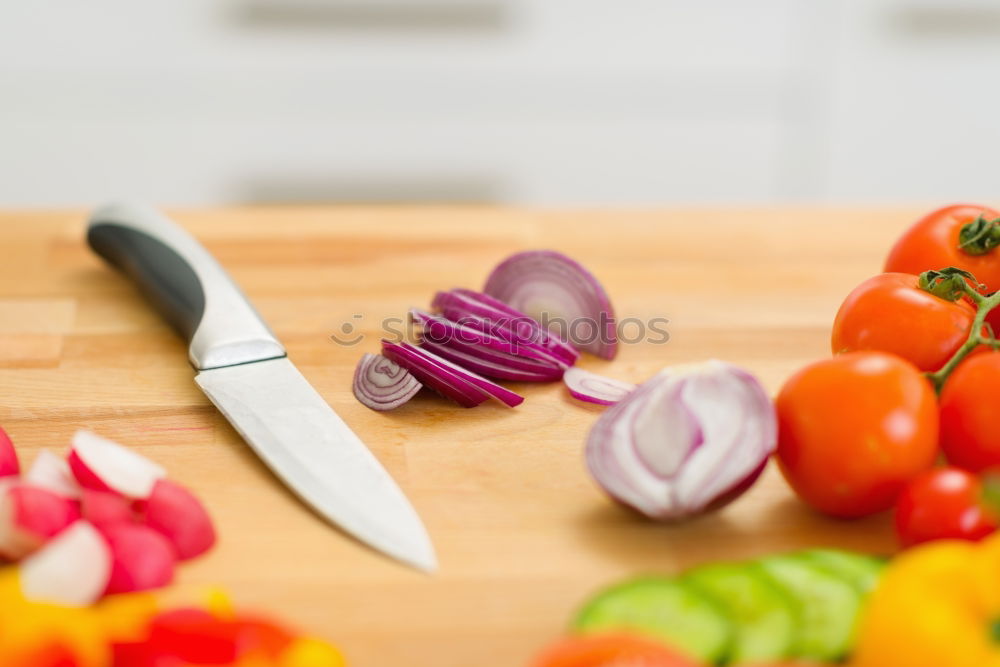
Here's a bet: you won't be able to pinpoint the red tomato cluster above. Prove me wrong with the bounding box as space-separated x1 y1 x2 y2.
776 204 1000 546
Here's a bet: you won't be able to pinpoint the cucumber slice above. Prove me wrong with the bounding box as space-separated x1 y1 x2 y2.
684 562 798 663
756 555 861 661
799 548 886 595
572 576 732 663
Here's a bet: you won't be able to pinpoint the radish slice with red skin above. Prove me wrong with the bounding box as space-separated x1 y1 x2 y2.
25 449 81 499
20 520 112 606
100 522 177 594
381 341 490 408
563 367 636 406
353 353 422 411
0 484 81 560
68 430 166 499
0 482 43 560
0 426 19 478
8 485 81 539
394 341 523 408
81 489 135 529
483 250 618 359
139 479 216 561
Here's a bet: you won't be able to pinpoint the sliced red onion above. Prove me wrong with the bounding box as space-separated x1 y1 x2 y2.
411 308 563 366
403 342 524 407
419 339 562 382
483 250 618 360
382 341 523 408
585 360 776 520
353 353 423 411
434 289 580 365
434 308 570 369
563 367 635 406
382 341 489 408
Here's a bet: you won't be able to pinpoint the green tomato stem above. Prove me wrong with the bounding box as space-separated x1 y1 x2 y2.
925 273 1000 392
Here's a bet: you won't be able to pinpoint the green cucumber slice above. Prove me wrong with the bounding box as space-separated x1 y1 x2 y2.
572 576 732 663
684 562 798 663
757 555 861 661
799 548 886 595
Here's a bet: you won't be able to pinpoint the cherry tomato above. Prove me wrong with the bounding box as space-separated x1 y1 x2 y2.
775 351 939 518
884 203 1000 331
530 634 699 667
940 352 1000 471
885 204 1000 287
831 272 976 371
894 467 997 548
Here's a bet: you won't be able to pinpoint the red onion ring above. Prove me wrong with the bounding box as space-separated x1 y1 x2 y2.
352 353 423 411
435 289 580 365
383 341 523 408
562 368 635 405
419 339 563 382
483 250 617 359
381 341 490 408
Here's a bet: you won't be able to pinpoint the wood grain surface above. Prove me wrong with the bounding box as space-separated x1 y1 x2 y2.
0 207 921 667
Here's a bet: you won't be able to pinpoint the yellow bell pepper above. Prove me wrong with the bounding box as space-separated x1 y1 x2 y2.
853 532 1000 667
279 637 347 667
0 568 108 667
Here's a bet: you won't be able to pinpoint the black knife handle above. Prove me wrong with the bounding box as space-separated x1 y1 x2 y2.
87 202 285 370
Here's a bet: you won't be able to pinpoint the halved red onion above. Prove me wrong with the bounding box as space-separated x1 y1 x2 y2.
585 360 776 520
353 353 423 411
483 250 617 359
382 341 489 408
563 367 635 406
434 289 580 365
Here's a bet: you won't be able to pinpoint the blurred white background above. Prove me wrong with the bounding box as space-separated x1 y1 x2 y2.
1 0 998 207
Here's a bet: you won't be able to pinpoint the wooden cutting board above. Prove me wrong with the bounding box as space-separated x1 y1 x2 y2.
0 207 918 666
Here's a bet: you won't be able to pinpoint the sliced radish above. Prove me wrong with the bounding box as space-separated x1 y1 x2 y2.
140 479 216 561
0 426 18 477
20 520 112 606
81 488 135 529
100 522 177 594
0 483 43 561
25 449 81 499
0 484 81 560
68 430 166 499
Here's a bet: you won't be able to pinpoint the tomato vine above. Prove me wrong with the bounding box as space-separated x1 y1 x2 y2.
920 267 1000 391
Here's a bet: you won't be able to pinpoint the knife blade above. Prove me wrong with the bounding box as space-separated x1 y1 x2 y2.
86 202 436 572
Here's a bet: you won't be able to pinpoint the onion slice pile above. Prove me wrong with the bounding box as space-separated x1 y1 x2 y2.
484 250 618 360
433 288 580 365
353 250 620 410
563 367 636 406
585 360 776 520
382 341 524 408
353 353 423 411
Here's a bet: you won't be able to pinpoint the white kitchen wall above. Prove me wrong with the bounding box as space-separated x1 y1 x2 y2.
0 1 996 206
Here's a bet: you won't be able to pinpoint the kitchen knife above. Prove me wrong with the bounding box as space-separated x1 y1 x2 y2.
86 202 436 572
